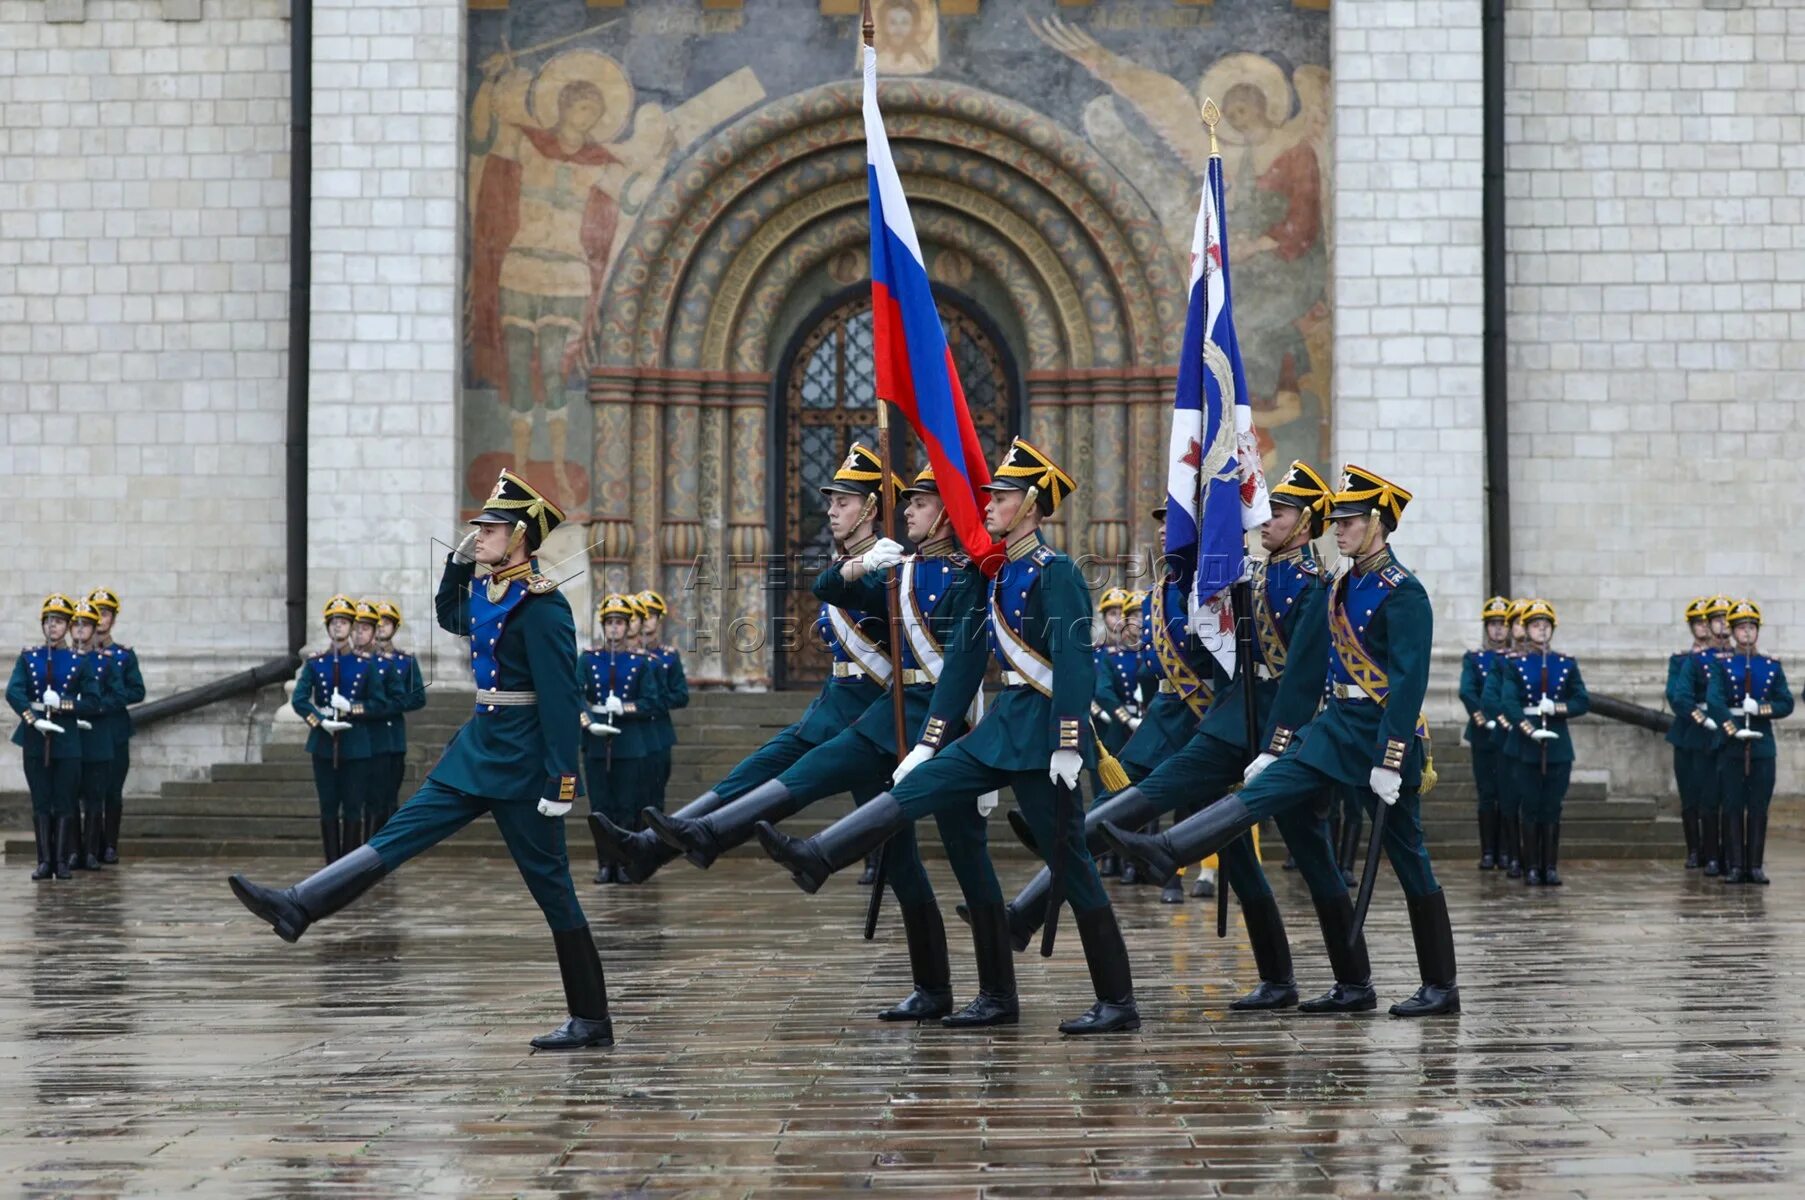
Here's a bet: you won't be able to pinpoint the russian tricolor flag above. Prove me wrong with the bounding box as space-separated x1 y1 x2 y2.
863 45 1002 573
1164 143 1271 672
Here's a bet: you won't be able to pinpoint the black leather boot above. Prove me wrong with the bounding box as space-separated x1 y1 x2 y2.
1748 808 1770 884
1159 875 1185 903
1100 794 1250 886
30 815 53 881
1703 812 1721 876
1229 893 1298 1011
102 798 122 864
1389 889 1461 1017
1682 809 1700 869
942 902 1019 1027
1504 814 1523 878
1544 821 1563 886
878 903 954 1021
595 789 728 882
1059 906 1141 1035
1096 851 1121 878
1338 810 1362 885
52 817 73 880
961 888 1049 954
229 844 388 943
1523 821 1544 886
341 813 365 856
1722 810 1746 884
320 818 341 866
756 792 905 895
530 925 614 1050
1297 892 1376 1014
1477 810 1495 870
645 781 801 870
83 807 105 870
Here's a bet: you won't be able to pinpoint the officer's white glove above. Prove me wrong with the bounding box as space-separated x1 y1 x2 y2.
321 718 353 733
1243 752 1278 786
1049 749 1083 790
1734 728 1763 741
537 798 573 818
892 743 935 786
976 790 1000 817
1126 715 1143 732
1368 766 1402 806
1529 728 1559 743
1702 716 1719 732
589 702 609 716
1741 695 1761 716
330 690 353 714
34 717 64 736
1537 696 1557 716
451 530 479 564
585 720 619 737
601 692 625 717
76 719 93 731
41 687 61 710
860 537 907 573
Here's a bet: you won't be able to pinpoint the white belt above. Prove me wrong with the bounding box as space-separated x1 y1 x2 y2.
1000 670 1029 687
1256 664 1276 681
901 668 934 686
476 688 537 707
1331 682 1375 702
832 662 867 679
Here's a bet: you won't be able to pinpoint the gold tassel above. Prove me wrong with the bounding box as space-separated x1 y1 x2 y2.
1096 744 1131 794
1419 726 1438 795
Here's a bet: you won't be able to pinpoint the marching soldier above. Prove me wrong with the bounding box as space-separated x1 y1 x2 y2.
9 594 100 880
370 600 426 837
68 599 123 871
758 438 1143 1035
231 469 615 1050
290 595 379 863
1103 465 1460 1017
1486 599 1588 886
645 464 985 1022
636 589 688 817
588 443 894 884
1461 596 1513 869
1664 597 1717 869
86 588 143 862
1706 600 1792 884
581 593 667 884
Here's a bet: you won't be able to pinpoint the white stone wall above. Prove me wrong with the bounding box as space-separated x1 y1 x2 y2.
1504 0 1805 658
1329 0 1488 656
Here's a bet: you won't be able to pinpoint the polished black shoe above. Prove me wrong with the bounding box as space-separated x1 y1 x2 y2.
1159 878 1185 904
1390 983 1460 1017
1231 893 1296 1012
1119 861 1142 886
1722 867 1745 885
1478 851 1496 871
1748 867 1771 885
942 993 1018 1027
1060 907 1139 1036
29 815 54 881
1684 849 1700 870
756 793 904 896
229 845 387 943
588 812 670 883
879 986 954 1022
1505 858 1523 879
1229 981 1299 1011
643 808 716 867
529 1015 614 1050
944 903 1018 1028
593 866 609 885
1298 982 1378 1014
1704 859 1722 877
1282 854 1297 871
1543 866 1562 886
1524 867 1543 886
1059 1000 1141 1035
1190 873 1215 899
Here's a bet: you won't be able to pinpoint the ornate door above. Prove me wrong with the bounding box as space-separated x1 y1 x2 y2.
774 289 1016 687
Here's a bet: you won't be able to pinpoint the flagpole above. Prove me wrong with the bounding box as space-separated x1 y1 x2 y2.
862 0 909 942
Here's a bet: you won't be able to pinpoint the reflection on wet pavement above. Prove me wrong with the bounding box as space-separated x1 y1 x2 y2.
1 853 1797 1195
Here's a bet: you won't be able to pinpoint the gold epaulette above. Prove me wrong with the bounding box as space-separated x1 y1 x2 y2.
526 573 560 595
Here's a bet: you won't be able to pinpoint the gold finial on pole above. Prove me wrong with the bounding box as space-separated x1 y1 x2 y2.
1200 97 1220 157
861 0 875 49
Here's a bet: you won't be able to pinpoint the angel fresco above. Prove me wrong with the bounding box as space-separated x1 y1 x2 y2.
1031 17 1331 463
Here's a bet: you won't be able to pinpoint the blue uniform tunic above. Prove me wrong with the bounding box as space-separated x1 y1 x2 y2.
8 645 101 816
1705 650 1793 820
1485 649 1590 822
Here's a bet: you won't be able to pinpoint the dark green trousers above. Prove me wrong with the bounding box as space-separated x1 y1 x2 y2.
1719 755 1776 821
24 755 80 817
1472 745 1503 814
712 724 822 802
1126 732 1295 900
1508 757 1571 824
586 754 654 831
310 755 368 823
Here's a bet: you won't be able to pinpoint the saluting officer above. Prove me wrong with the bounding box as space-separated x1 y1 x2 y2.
1103 466 1460 1018
636 590 687 817
67 599 123 871
1486 599 1588 886
1706 600 1792 884
85 588 142 863
370 600 425 837
1461 596 1514 870
9 595 100 880
759 438 1142 1036
588 443 895 884
231 469 614 1050
1665 598 1716 869
581 593 667 884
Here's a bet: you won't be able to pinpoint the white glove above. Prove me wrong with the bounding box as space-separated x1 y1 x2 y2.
34 717 64 735
330 691 352 714
1529 728 1559 743
76 719 93 731
321 718 353 733
1537 696 1556 716
41 687 61 710
585 720 619 737
1049 749 1082 790
860 537 907 573
1734 728 1763 741
1702 716 1719 732
1125 715 1143 732
1741 695 1760 716
601 692 625 717
1243 752 1278 786
451 529 479 564
537 798 572 817
892 743 935 786
1368 766 1402 806
976 790 1000 817
589 702 609 715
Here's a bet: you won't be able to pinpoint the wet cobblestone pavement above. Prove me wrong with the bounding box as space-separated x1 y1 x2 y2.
2 851 1801 1196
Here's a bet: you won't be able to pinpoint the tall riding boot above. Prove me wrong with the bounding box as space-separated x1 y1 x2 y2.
1100 794 1251 885
1702 811 1721 876
756 793 906 895
858 851 880 886
1722 810 1746 884
878 903 954 1022
1544 821 1563 886
942 902 1019 1027
1297 892 1377 1013
530 925 614 1050
1229 893 1298 1011
102 798 122 864
1058 906 1141 1034
647 781 803 870
229 844 388 943
1524 822 1544 886
83 807 106 870
1389 889 1461 1016
52 817 73 880
1119 825 1145 886
30 815 53 881
67 810 85 871
1682 809 1700 869
1096 851 1122 878
1748 809 1770 885
1477 810 1496 870
592 790 726 883
973 875 1052 954
341 813 365 856
319 818 341 865
1504 814 1523 879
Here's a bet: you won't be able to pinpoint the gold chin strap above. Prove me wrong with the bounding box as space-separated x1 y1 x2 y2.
856 492 878 532
505 519 528 561
1278 508 1313 554
1001 484 1040 540
1354 510 1384 561
924 505 948 543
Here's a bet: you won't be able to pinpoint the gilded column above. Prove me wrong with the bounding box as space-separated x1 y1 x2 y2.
588 365 638 599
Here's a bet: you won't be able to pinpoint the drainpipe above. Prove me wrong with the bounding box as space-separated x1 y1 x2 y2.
286 0 312 656
1482 0 1511 598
